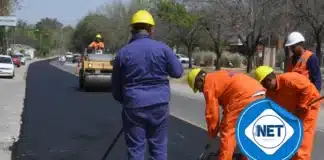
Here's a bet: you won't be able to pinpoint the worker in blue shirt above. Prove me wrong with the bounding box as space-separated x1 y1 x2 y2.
112 10 184 160
285 32 322 91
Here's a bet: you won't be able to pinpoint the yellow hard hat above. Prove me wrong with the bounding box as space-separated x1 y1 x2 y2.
255 66 274 82
187 68 202 93
96 34 102 39
131 10 155 26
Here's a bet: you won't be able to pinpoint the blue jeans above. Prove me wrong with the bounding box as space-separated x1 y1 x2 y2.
122 103 169 160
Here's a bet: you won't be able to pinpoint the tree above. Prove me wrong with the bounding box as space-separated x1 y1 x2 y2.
291 0 324 65
62 26 74 51
71 13 110 53
198 0 233 70
0 0 21 54
157 0 201 68
35 18 64 56
232 0 282 72
35 18 63 30
99 1 132 53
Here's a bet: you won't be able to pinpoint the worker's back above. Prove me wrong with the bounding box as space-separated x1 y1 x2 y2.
207 70 265 107
116 33 183 108
267 72 319 113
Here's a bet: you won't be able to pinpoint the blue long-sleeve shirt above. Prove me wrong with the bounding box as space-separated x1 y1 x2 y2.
292 53 322 91
112 33 184 108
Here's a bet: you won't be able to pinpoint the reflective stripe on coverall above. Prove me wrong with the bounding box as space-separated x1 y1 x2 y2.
88 41 104 50
287 50 322 91
112 32 183 160
203 70 266 160
266 72 320 160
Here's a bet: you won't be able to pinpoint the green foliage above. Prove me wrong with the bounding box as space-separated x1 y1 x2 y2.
157 1 198 29
34 18 65 56
71 13 110 53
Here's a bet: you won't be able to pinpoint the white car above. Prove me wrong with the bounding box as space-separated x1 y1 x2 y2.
18 54 26 65
25 55 32 60
176 54 194 64
0 55 15 78
65 52 74 62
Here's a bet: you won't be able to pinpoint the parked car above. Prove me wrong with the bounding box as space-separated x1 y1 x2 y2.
18 54 26 65
72 54 81 63
0 55 15 78
11 55 21 67
65 52 74 62
176 54 194 64
25 54 32 60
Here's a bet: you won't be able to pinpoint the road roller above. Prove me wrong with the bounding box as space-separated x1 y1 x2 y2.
79 51 114 91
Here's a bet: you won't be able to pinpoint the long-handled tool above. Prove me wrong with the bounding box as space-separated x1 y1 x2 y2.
300 95 324 113
309 95 324 106
198 143 211 160
101 128 123 160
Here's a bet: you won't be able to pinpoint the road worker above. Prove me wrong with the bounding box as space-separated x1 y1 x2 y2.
88 34 104 51
285 32 322 91
255 65 321 160
187 68 266 160
112 10 183 160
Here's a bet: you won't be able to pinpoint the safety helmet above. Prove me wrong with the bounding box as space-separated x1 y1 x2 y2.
187 68 202 93
131 10 155 26
255 66 274 82
96 34 102 39
285 32 305 47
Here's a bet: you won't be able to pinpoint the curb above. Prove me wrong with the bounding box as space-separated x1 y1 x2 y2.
23 57 57 80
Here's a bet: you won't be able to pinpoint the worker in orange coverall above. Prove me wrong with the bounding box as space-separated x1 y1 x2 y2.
255 65 321 160
187 68 266 160
88 34 104 50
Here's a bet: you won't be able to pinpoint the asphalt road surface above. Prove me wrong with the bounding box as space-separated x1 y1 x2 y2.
11 60 324 160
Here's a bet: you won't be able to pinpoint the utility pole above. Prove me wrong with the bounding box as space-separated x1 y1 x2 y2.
13 27 15 46
60 28 63 53
5 26 8 54
39 34 42 54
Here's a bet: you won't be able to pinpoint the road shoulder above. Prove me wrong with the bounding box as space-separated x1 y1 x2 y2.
0 58 53 160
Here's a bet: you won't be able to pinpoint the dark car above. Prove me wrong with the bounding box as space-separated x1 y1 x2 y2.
72 54 81 63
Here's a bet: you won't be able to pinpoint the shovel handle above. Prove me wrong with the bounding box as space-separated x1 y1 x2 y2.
309 95 324 106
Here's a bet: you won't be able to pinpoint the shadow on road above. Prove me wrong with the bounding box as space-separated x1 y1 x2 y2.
11 60 213 160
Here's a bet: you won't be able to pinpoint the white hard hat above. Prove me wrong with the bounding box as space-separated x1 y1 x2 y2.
285 32 305 47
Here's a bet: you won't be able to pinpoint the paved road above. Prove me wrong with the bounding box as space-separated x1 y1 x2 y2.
11 60 324 160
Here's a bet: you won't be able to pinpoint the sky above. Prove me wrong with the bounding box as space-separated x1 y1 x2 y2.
14 0 128 26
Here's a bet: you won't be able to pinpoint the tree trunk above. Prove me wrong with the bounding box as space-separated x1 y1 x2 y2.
215 24 222 70
188 44 193 69
315 34 322 66
247 54 253 73
215 52 222 70
176 45 179 54
261 47 265 66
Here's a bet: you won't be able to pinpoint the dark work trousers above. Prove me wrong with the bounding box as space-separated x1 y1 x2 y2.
122 103 169 160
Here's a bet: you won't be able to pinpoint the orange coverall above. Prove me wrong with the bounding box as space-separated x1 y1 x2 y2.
88 41 104 50
203 70 266 160
266 72 320 160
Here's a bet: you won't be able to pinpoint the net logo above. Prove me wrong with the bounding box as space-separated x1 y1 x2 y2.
236 98 303 160
245 109 294 155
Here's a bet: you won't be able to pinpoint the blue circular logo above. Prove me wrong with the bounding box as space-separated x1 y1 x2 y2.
236 98 303 160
